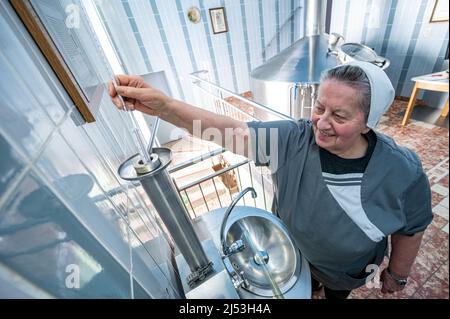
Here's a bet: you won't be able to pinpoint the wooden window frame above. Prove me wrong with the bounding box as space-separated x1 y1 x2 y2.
10 0 95 123
430 0 449 23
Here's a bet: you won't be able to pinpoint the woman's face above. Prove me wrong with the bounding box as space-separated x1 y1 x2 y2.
311 79 370 157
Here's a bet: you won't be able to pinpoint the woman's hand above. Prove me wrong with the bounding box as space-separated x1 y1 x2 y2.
108 74 249 157
380 268 406 294
108 74 172 117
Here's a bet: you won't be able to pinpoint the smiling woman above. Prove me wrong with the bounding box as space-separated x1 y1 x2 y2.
244 62 431 298
310 64 372 161
109 61 433 299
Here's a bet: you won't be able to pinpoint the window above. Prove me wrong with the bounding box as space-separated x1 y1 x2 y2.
10 0 103 123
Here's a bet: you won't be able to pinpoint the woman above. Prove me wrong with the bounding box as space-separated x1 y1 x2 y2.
109 61 432 299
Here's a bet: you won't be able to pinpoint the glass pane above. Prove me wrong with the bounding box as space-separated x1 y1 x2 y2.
0 172 150 298
30 0 111 101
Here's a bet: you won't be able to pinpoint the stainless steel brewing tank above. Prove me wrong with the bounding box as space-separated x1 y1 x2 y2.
250 34 339 119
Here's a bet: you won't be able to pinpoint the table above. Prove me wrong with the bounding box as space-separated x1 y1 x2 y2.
402 71 449 126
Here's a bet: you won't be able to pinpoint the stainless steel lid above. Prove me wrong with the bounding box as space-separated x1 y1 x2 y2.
338 42 390 69
118 147 170 180
339 42 379 62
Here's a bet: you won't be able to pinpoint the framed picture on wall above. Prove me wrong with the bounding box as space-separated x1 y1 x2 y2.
430 0 449 23
209 7 228 34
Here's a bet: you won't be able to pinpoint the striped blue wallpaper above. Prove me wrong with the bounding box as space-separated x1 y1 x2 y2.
121 0 153 72
97 0 447 109
275 0 281 53
395 0 428 94
331 0 449 108
221 0 239 93
342 0 350 39
380 0 398 57
176 0 199 72
198 0 221 86
258 0 267 63
360 0 373 45
149 0 186 100
95 0 303 103
240 0 252 75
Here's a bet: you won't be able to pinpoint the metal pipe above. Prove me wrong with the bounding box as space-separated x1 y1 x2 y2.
194 84 255 120
300 84 306 119
220 187 257 255
178 159 250 192
311 85 317 113
304 0 327 37
147 117 160 156
111 76 151 165
118 148 212 286
168 147 226 173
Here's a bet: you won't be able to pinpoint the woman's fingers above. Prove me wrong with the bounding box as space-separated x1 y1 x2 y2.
108 80 125 109
115 74 151 88
115 86 149 100
108 80 115 97
126 98 136 110
110 82 150 110
109 75 159 112
115 74 134 86
110 93 125 109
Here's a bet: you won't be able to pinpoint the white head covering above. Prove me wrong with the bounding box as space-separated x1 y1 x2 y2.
332 61 395 129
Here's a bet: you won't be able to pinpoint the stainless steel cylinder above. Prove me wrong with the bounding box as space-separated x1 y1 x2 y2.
304 0 327 37
290 83 319 120
118 148 211 275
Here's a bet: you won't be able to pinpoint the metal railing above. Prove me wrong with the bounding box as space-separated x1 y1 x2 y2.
165 71 293 219
92 72 287 222
190 70 293 122
173 153 274 219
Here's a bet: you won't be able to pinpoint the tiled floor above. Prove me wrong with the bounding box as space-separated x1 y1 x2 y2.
314 100 449 299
